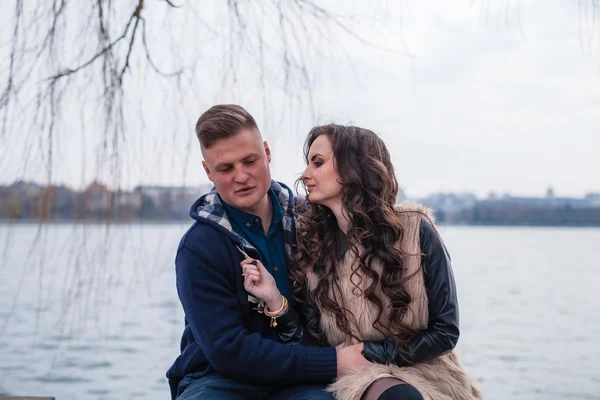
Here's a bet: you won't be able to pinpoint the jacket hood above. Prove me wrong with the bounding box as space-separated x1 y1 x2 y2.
189 180 297 260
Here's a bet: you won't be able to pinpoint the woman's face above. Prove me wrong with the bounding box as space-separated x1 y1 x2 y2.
301 135 343 208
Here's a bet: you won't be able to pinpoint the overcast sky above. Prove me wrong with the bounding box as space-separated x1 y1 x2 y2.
1 0 598 198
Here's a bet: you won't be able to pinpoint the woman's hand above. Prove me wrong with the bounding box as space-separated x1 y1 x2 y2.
241 258 282 310
336 342 371 376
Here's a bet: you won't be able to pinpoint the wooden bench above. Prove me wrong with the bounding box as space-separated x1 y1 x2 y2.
0 397 55 400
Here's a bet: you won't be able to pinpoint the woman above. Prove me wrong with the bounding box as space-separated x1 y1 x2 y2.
241 124 482 400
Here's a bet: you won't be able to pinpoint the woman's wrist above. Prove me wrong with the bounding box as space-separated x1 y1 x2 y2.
265 289 283 311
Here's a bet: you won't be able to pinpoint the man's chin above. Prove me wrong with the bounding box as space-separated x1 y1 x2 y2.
230 193 262 211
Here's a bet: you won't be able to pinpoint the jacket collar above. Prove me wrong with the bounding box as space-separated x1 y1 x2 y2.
190 180 296 261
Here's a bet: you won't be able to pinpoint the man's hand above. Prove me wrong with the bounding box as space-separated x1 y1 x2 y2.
241 258 282 310
336 342 370 376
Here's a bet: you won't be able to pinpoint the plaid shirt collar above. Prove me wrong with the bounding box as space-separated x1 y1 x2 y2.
194 180 296 261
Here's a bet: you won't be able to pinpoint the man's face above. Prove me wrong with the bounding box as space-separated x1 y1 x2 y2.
202 128 272 214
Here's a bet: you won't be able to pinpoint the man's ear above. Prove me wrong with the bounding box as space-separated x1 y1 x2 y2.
202 160 213 182
264 141 271 163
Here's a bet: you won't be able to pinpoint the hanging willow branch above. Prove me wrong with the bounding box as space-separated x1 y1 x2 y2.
0 1 397 196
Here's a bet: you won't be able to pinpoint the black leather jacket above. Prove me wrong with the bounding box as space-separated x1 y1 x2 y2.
275 220 459 367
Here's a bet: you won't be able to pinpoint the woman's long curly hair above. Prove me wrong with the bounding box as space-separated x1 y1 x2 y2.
292 124 423 343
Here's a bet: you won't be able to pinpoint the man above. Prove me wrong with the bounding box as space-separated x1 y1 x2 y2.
166 105 365 399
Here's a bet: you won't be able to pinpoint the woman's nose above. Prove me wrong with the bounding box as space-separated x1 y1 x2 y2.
300 167 310 182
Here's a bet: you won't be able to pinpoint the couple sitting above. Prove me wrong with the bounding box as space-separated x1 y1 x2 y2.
166 105 481 400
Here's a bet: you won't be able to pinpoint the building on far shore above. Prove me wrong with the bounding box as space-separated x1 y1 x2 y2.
414 188 600 226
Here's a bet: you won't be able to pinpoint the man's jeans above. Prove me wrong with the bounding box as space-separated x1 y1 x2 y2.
177 373 335 400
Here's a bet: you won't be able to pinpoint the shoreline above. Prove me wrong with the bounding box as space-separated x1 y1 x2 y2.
2 219 600 228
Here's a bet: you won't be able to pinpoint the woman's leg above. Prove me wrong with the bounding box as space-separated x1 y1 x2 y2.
377 384 423 400
361 377 424 400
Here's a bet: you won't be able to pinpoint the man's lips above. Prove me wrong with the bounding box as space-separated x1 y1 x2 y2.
235 186 255 194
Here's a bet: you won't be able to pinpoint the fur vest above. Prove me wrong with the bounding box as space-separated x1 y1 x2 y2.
306 204 483 400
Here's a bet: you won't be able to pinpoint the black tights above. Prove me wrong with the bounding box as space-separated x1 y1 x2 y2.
378 384 424 400
361 378 424 400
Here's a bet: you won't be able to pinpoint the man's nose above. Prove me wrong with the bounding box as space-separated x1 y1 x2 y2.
234 167 249 183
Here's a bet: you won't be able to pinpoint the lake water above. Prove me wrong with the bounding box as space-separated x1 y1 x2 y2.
0 223 599 399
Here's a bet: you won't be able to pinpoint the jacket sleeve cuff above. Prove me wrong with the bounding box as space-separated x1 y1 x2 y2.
275 306 298 325
304 346 337 382
275 307 305 344
363 340 391 364
363 338 411 366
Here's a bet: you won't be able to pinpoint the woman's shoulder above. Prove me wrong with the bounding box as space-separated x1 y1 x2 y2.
394 204 445 256
394 201 436 227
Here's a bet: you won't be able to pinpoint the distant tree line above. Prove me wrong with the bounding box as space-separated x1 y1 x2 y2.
3 181 600 226
426 196 600 227
0 181 209 223
451 204 600 226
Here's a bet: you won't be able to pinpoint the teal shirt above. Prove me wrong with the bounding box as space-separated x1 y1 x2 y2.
221 189 291 300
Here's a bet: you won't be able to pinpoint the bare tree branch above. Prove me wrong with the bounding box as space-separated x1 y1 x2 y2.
0 0 23 138
48 1 141 82
0 0 411 204
164 0 181 8
118 9 141 82
141 18 182 77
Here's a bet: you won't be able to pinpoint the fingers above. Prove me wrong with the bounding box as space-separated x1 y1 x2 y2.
244 275 259 291
241 258 262 268
241 258 269 275
242 263 261 291
241 259 270 288
242 263 260 277
243 265 260 283
244 274 259 287
241 260 262 279
244 269 260 282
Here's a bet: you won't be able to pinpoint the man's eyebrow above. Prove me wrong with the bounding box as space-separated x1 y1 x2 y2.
215 153 260 169
241 153 259 161
215 162 233 169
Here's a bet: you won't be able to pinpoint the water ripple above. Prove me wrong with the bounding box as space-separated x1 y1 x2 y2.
30 375 92 384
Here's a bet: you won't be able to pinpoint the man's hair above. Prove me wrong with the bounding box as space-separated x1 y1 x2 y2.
195 104 259 149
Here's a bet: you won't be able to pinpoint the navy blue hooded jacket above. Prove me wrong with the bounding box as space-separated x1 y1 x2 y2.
166 181 337 399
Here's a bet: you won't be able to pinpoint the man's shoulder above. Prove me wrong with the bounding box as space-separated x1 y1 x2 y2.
175 222 241 281
178 220 235 255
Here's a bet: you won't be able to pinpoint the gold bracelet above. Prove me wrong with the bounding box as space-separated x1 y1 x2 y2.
264 295 287 316
264 296 288 327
